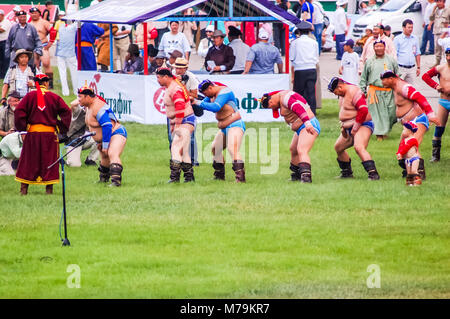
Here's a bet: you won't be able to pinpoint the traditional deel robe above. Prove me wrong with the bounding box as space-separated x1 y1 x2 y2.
359 54 398 135
76 22 105 71
14 88 71 185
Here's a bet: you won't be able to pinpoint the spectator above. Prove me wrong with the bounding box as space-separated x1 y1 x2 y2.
243 29 283 75
274 0 288 55
97 23 118 71
121 44 143 74
65 0 79 16
384 25 394 41
0 9 12 78
421 0 436 55
114 24 132 70
355 27 372 55
55 17 78 96
64 99 99 167
335 0 348 61
1 50 35 102
0 91 21 174
394 19 421 84
430 0 450 66
5 10 42 68
290 21 319 114
312 0 325 54
153 21 168 49
76 22 104 71
197 24 214 58
11 6 23 25
0 91 20 138
204 30 235 74
42 1 53 23
339 39 359 85
152 51 168 71
322 24 334 52
301 0 314 24
147 44 161 74
135 22 158 55
158 21 191 60
166 50 183 70
181 9 197 49
367 0 379 12
228 26 250 74
359 1 369 15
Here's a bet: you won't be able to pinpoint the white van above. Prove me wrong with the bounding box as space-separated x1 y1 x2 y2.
351 0 424 42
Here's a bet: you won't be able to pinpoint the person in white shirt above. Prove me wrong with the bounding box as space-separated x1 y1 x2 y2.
0 9 13 78
228 26 250 74
421 0 437 55
339 39 359 85
334 0 348 61
198 24 214 58
312 0 325 54
158 21 191 60
290 21 319 114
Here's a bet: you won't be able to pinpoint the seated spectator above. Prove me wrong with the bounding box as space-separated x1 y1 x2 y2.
0 91 21 175
149 50 167 74
166 49 183 69
228 26 250 74
1 50 35 103
204 30 235 74
62 99 99 167
355 27 373 55
147 44 160 74
121 44 143 74
243 29 283 74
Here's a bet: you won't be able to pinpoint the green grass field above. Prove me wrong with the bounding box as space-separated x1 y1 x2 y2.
0 70 449 298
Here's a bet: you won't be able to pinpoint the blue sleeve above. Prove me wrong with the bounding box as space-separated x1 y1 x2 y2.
199 90 232 113
96 106 113 149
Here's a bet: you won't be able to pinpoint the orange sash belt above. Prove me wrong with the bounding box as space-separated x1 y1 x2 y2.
76 41 93 47
368 85 392 105
27 124 55 133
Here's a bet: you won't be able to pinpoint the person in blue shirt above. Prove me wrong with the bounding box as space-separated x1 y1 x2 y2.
300 0 314 24
76 22 104 71
242 29 283 74
194 79 246 182
394 19 421 84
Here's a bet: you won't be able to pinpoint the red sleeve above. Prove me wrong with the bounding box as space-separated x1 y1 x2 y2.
405 86 434 115
14 93 31 131
49 27 57 42
172 90 186 119
354 95 369 124
288 94 310 123
396 138 419 156
422 67 439 89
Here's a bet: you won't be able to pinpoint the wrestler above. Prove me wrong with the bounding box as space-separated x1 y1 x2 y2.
14 74 71 195
156 67 195 183
328 77 380 180
260 90 320 183
77 83 127 187
396 121 421 186
29 6 57 88
381 70 440 180
194 80 246 182
422 47 450 162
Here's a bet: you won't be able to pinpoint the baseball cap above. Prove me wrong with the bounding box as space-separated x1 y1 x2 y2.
258 29 269 40
342 39 354 48
205 24 214 32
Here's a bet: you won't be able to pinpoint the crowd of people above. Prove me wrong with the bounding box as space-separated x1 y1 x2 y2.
0 1 449 192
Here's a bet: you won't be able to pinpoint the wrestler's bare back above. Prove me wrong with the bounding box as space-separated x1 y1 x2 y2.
85 98 120 144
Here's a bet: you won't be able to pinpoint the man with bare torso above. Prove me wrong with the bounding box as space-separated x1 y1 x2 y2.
260 90 320 183
29 6 56 88
77 84 127 187
422 47 450 162
381 70 440 180
328 77 380 180
156 67 196 183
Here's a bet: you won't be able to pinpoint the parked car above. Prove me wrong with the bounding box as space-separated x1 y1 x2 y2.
351 0 424 42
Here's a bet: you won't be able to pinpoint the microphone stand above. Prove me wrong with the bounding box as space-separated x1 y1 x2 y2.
48 135 92 247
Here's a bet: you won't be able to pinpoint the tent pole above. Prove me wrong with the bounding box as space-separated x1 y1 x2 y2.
109 23 113 73
256 22 259 43
77 21 81 71
143 22 149 75
284 23 289 74
229 0 233 17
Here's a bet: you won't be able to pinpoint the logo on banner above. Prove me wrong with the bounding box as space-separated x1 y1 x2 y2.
153 87 166 114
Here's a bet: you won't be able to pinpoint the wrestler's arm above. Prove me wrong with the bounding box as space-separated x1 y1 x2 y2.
396 138 419 158
352 94 369 134
288 101 316 134
421 67 440 90
199 93 229 112
173 90 187 125
404 86 437 119
96 106 113 150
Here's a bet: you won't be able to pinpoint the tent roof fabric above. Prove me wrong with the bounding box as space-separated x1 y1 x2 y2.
64 0 300 26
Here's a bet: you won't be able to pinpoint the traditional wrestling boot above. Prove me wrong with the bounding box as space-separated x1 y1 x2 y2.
362 160 380 180
418 158 426 180
212 161 225 180
430 140 441 162
98 165 110 183
298 162 312 183
413 174 422 186
20 183 28 195
405 174 415 186
168 160 181 183
181 162 195 183
337 159 353 178
46 185 53 194
109 163 123 187
232 160 246 183
289 162 301 181
398 159 407 178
